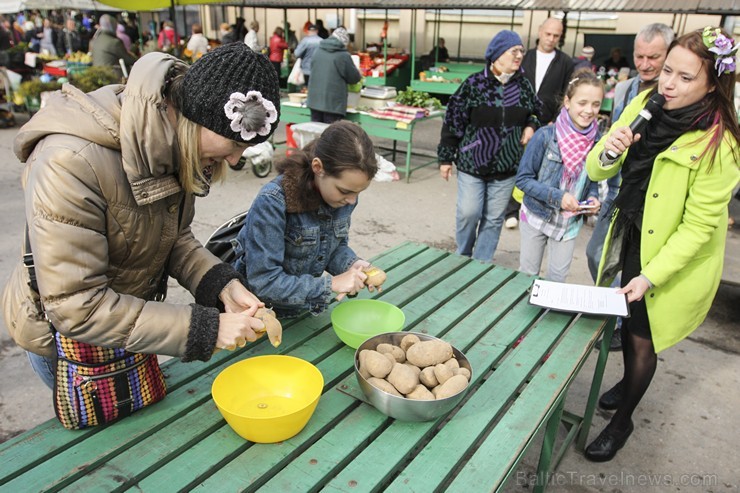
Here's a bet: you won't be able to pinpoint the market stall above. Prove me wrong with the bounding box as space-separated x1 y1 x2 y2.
280 99 443 183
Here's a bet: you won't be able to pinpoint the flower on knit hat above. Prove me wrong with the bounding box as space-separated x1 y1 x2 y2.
224 91 278 141
702 26 738 75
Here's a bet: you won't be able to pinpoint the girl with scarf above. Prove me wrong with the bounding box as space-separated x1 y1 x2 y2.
515 69 603 281
584 27 740 462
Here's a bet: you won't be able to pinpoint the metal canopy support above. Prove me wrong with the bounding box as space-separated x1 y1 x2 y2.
410 8 417 78
457 9 463 61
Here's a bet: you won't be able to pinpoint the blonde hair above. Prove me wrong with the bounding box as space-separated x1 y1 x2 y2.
175 116 226 195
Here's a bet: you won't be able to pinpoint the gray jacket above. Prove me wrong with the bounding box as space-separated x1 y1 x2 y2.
294 34 321 76
306 37 361 116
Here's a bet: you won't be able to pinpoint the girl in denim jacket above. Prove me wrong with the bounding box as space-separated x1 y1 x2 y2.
233 121 378 317
515 70 603 281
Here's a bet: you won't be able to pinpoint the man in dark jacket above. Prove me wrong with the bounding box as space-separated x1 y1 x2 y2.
306 27 361 123
521 18 573 125
56 18 82 55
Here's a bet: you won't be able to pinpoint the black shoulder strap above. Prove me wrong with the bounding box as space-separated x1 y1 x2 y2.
23 224 39 294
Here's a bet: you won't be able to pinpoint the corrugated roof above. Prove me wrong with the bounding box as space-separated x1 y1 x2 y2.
221 0 736 13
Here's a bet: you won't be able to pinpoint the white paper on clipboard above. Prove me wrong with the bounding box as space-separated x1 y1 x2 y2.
528 279 630 317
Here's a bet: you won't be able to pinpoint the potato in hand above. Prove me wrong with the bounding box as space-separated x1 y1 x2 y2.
362 265 387 289
253 308 283 347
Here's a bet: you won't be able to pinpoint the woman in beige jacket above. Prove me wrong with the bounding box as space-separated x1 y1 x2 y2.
2 43 281 388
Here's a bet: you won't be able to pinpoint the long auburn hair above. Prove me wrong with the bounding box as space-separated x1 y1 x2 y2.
663 28 740 170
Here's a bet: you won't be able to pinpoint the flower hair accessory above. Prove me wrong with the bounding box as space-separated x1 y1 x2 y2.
223 91 278 141
702 26 738 75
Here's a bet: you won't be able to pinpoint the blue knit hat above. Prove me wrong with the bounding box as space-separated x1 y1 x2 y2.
485 30 523 62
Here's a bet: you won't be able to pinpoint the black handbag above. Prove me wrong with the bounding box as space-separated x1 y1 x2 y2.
204 211 247 263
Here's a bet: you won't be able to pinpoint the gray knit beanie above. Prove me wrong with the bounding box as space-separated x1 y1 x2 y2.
181 42 280 144
332 27 350 47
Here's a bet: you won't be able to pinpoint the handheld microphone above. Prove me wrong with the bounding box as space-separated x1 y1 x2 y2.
604 93 666 160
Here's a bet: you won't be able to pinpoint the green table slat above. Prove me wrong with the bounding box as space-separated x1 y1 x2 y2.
447 316 605 491
152 353 360 493
383 311 574 493
321 276 539 492
257 405 390 492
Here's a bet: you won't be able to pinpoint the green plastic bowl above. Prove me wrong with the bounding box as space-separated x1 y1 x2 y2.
331 299 405 348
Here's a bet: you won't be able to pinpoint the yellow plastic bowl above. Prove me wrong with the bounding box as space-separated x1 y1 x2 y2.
211 355 324 443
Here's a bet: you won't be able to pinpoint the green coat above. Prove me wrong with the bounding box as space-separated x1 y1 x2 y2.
586 92 740 353
91 31 136 77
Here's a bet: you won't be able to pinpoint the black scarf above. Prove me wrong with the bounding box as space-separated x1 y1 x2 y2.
613 98 711 230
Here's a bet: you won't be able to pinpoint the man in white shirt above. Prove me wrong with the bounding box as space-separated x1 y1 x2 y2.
521 17 574 125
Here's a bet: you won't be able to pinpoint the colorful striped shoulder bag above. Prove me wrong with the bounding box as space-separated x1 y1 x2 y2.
25 226 167 430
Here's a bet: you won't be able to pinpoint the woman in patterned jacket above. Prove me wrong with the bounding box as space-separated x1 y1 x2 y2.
438 30 539 262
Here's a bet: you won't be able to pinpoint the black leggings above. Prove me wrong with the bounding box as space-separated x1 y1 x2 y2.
610 222 657 432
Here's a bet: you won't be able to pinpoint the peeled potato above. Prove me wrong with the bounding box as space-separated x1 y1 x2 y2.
363 265 387 288
254 308 283 347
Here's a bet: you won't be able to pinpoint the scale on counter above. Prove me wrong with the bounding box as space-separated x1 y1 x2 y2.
361 86 397 100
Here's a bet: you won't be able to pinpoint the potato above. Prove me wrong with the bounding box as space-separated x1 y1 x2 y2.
453 367 471 380
254 308 283 347
363 265 387 288
443 357 460 371
419 366 438 388
406 384 435 401
361 350 393 378
376 343 406 363
357 350 371 379
403 363 421 376
434 374 468 399
386 363 419 395
406 340 453 367
382 352 397 365
433 363 453 385
399 334 420 352
367 377 402 397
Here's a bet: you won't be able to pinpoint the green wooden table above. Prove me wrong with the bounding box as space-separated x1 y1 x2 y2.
410 62 485 96
280 101 444 183
0 242 614 492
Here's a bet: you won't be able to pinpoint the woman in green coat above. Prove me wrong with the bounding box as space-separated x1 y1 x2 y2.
584 27 740 462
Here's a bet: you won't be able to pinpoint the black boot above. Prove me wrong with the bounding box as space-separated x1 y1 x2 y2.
598 381 623 411
585 420 634 462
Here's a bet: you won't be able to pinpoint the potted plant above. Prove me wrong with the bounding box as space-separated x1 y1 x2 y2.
17 78 63 113
69 66 121 93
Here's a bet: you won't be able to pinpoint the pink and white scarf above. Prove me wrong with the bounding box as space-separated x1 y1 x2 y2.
555 107 598 190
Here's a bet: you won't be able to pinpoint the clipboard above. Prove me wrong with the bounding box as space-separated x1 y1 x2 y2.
528 279 630 317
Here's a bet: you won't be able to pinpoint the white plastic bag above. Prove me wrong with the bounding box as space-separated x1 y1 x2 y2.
287 58 305 86
373 153 399 182
242 141 274 166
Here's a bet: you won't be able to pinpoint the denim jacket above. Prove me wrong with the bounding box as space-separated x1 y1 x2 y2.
233 175 359 317
516 125 599 222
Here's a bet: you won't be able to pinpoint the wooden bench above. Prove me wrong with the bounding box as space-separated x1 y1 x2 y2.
0 242 613 492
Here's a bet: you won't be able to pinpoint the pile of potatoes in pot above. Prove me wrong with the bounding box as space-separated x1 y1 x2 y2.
357 334 471 400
